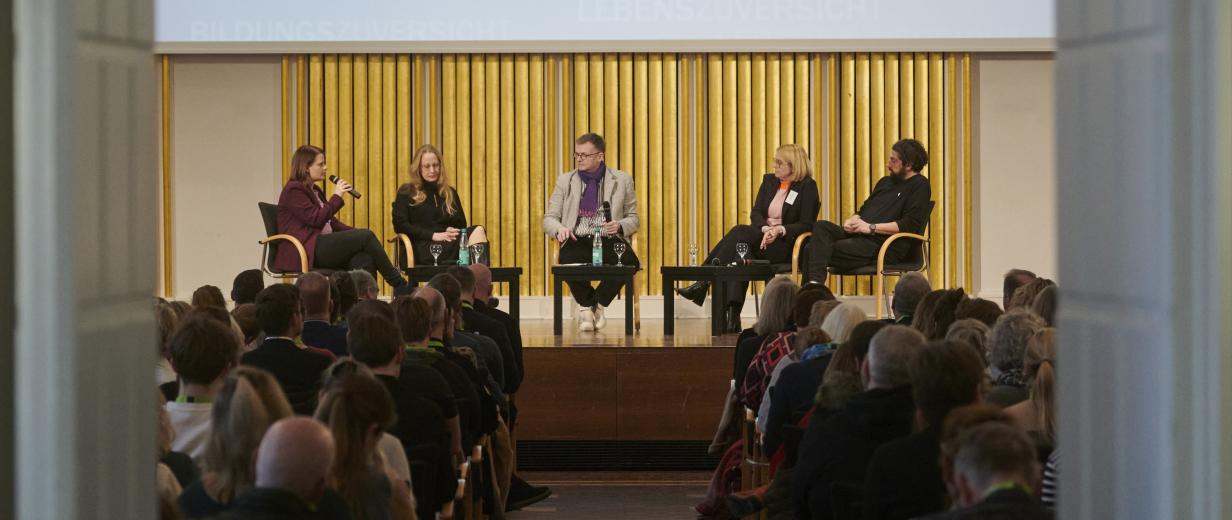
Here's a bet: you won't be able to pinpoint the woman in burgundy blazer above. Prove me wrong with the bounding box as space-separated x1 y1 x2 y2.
274 145 407 288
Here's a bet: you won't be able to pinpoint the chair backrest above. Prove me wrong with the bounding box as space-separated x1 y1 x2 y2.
900 200 937 265
258 202 280 269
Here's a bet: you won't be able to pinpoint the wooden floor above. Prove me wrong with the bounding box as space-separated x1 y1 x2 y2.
522 318 742 348
507 471 709 520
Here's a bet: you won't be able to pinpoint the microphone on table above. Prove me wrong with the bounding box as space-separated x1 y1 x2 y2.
328 175 362 199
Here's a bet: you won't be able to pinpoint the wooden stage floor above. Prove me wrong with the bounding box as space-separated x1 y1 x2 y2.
521 318 741 348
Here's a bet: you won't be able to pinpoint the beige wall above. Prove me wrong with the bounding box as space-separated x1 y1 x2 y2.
168 55 282 300
973 53 1057 300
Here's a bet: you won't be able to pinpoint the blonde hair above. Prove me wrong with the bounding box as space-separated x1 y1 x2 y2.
399 144 458 216
775 144 813 183
1024 328 1057 445
315 372 397 519
820 302 868 344
157 391 174 457
754 276 800 335
202 366 294 504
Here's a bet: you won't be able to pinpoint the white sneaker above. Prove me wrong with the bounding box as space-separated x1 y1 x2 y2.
578 306 595 332
592 305 607 330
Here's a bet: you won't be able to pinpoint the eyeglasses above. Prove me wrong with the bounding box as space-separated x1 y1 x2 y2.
574 151 602 159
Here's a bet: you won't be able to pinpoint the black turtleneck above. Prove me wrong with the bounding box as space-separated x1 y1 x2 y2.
391 181 469 241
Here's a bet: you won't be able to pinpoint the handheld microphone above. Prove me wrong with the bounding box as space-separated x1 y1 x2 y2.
328 175 362 199
602 201 613 222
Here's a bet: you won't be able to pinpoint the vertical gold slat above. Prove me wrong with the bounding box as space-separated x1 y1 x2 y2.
442 55 457 198
663 53 679 285
604 54 619 166
397 55 411 187
529 54 545 295
795 54 808 148
574 53 589 134
634 53 649 272
280 56 290 182
352 56 369 230
723 53 737 232
707 54 723 247
648 53 664 295
962 54 973 290
618 54 634 171
780 52 794 145
455 55 472 213
824 54 840 294
915 53 929 148
367 55 383 243
855 53 871 295
413 55 425 147
309 54 324 147
928 52 944 286
810 53 824 216
324 54 339 177
901 53 914 140
694 55 707 253
752 53 766 183
338 55 354 226
870 53 885 180
680 55 694 259
429 55 441 147
767 53 781 165
296 55 307 147
469 56 487 231
545 56 558 295
562 54 574 171
382 55 397 292
485 55 501 266
498 54 514 268
839 53 855 295
737 53 753 222
945 53 958 289
161 56 173 296
885 53 900 150
589 53 604 137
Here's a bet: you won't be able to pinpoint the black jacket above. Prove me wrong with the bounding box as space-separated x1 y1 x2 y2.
750 174 821 245
916 488 1054 520
473 299 525 393
462 303 521 394
301 320 349 357
862 425 946 520
204 487 350 520
241 338 333 416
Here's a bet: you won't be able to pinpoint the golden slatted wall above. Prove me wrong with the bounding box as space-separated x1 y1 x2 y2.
284 52 973 296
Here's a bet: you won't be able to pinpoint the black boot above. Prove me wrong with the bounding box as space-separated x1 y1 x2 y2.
726 304 742 333
675 281 710 307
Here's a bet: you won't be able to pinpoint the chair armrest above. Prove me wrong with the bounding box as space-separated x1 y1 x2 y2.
791 232 812 280
259 234 308 273
876 232 928 272
388 233 415 268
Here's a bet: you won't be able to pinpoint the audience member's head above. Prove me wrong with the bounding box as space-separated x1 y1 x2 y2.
192 285 227 309
156 301 180 359
255 284 303 338
1008 277 1055 311
1030 285 1057 327
330 271 359 319
914 287 967 340
427 274 464 329
469 264 494 301
313 372 396 515
446 265 477 300
231 303 261 346
254 417 335 504
231 269 265 305
863 325 926 389
987 309 1046 377
911 340 986 428
347 313 405 370
792 327 833 358
954 297 1003 327
169 300 192 320
168 315 242 388
808 300 843 329
350 269 379 300
1024 328 1057 444
203 366 294 503
186 305 247 348
892 272 932 320
1002 269 1037 310
939 405 1016 506
949 422 1040 508
823 319 889 383
395 294 437 344
792 288 832 330
820 302 868 344
755 276 799 335
346 298 396 325
945 318 991 366
296 272 333 320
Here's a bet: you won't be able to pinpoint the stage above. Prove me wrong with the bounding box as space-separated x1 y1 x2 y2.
513 319 734 470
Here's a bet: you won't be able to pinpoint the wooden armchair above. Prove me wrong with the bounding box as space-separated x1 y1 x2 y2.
257 202 310 281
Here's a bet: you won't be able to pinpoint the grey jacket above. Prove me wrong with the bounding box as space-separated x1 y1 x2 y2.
542 167 640 237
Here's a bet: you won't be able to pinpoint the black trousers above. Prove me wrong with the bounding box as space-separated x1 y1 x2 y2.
315 229 405 285
803 220 909 283
558 236 641 308
702 224 792 312
411 225 487 266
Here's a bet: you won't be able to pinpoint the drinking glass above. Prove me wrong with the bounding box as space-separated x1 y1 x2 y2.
613 241 627 266
689 244 699 266
470 243 486 265
736 243 749 264
430 243 443 266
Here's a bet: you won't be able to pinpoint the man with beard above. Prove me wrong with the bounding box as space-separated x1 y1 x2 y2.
802 138 932 286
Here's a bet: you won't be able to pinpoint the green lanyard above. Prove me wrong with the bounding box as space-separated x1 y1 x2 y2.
175 395 212 404
461 301 474 311
982 481 1032 500
427 339 445 349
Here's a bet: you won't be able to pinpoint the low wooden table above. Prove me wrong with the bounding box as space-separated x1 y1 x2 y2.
551 265 639 336
402 265 523 321
661 264 777 336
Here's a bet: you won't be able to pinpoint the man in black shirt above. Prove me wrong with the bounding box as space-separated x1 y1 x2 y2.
296 272 349 357
804 139 933 285
242 284 333 416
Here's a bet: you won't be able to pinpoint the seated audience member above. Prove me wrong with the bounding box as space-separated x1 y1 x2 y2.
807 299 843 329
165 315 241 463
734 277 799 391
1008 277 1055 311
1002 269 1037 310
158 393 200 489
913 287 968 340
1030 285 1057 327
192 284 227 309
920 422 1052 520
230 303 261 351
352 269 380 301
863 340 986 520
168 300 192 319
156 301 181 385
1041 451 1059 507
935 405 1016 508
890 272 932 324
314 369 416 520
817 320 890 416
427 273 506 395
157 462 183 520
985 310 1046 408
792 325 925 520
820 302 868 345
1005 328 1057 461
330 270 359 322
954 297 1003 327
179 367 309 518
447 265 520 394
761 327 833 455
209 417 338 520
297 272 349 357
754 290 842 427
469 263 526 396
316 360 414 493
230 269 265 306
242 284 335 415
945 318 992 366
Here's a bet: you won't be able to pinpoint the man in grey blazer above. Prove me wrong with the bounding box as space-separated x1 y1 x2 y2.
542 133 640 332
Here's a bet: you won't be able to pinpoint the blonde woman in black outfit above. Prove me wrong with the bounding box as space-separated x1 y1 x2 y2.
392 144 490 265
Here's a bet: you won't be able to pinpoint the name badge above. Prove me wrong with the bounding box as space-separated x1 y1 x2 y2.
785 190 799 205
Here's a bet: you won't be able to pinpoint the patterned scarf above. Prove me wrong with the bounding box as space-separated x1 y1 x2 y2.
995 368 1026 388
577 162 606 216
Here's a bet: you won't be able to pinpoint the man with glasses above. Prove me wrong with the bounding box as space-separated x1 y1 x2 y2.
543 133 640 332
